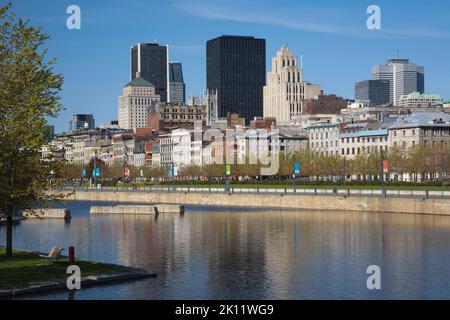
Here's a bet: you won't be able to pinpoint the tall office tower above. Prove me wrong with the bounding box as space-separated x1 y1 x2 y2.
263 46 322 123
118 73 160 130
371 57 424 106
206 35 266 124
69 114 95 132
43 125 55 142
187 95 202 106
354 80 390 106
168 62 185 104
130 43 168 102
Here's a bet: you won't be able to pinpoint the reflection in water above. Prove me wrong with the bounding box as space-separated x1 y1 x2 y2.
1 201 450 299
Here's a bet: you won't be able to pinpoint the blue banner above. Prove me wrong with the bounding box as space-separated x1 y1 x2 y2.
294 163 300 175
92 168 101 177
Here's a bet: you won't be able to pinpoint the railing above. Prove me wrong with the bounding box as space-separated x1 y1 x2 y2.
54 185 450 199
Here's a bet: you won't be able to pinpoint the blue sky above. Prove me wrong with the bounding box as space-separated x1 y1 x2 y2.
9 0 450 133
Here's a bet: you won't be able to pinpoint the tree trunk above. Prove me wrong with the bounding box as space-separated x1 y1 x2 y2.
6 215 13 258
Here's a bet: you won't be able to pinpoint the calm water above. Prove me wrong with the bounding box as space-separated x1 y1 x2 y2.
1 201 450 299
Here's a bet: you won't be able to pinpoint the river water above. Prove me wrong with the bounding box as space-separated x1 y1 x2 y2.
1 201 449 299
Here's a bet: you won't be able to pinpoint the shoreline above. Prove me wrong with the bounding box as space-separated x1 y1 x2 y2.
53 190 450 216
0 248 156 298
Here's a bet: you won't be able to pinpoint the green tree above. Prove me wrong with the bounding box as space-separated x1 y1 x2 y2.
278 152 294 177
143 165 167 181
203 163 223 177
386 147 406 180
61 163 84 180
0 3 64 257
104 162 124 180
127 165 140 180
179 165 203 178
407 145 429 182
85 157 106 179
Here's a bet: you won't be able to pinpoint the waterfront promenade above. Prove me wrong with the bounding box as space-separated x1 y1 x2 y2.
53 186 450 216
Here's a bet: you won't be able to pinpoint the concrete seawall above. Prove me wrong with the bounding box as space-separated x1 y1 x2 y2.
51 190 450 216
90 204 183 215
23 208 71 219
91 205 158 215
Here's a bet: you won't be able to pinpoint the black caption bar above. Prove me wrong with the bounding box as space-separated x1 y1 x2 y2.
7 300 450 319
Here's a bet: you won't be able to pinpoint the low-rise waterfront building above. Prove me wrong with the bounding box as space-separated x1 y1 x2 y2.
308 124 341 156
397 92 443 108
148 102 205 131
302 94 349 115
340 122 389 159
388 112 450 151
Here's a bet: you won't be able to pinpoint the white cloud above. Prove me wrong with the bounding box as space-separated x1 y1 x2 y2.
176 2 450 39
176 2 359 36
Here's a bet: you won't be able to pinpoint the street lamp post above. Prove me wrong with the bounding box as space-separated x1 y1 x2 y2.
49 170 54 186
171 160 175 190
123 144 128 183
92 150 97 188
224 163 230 192
223 143 231 192
380 148 386 197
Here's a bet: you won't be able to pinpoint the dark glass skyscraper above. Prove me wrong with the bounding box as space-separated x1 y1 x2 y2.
355 80 390 105
169 62 185 104
206 35 266 123
131 43 168 102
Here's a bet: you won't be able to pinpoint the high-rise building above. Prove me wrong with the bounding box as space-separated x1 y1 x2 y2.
187 95 202 106
130 43 168 102
206 35 266 124
372 57 424 106
43 124 55 142
118 73 160 130
168 62 185 104
355 80 390 106
69 114 95 132
263 46 322 123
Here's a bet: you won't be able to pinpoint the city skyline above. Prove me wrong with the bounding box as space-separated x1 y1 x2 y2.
11 0 450 132
4 1 450 305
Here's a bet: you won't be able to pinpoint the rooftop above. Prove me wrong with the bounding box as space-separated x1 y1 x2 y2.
124 76 154 88
399 92 442 100
387 58 410 64
389 112 450 129
359 129 388 137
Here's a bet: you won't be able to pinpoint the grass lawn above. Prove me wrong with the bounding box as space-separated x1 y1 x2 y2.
0 248 130 288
